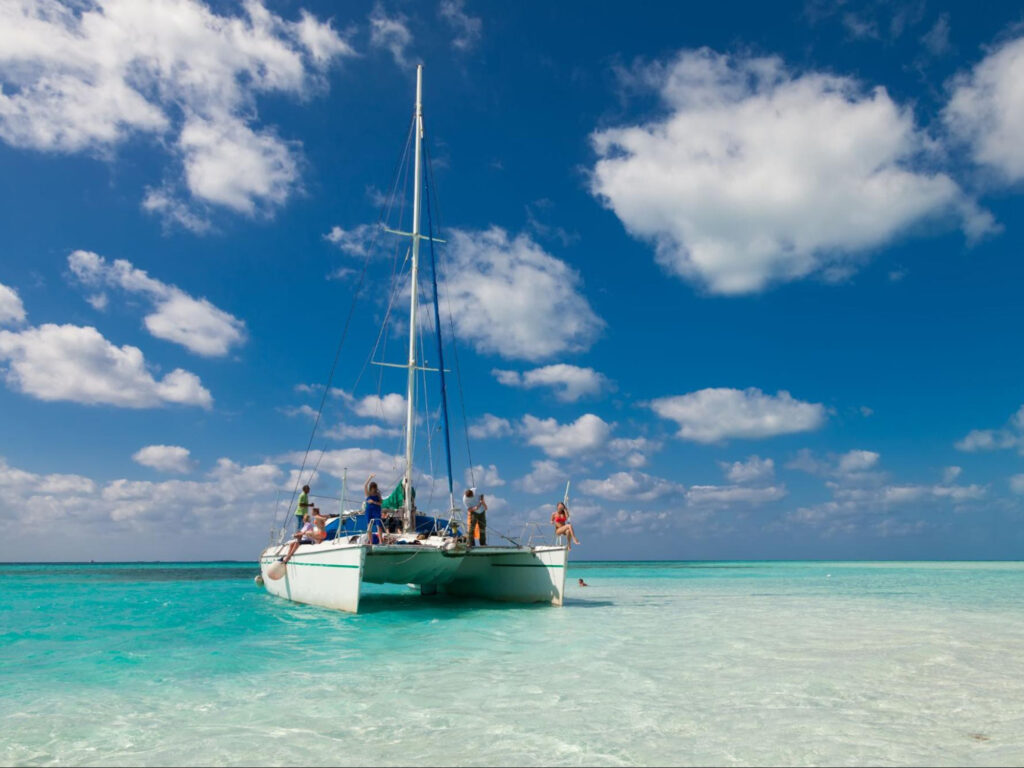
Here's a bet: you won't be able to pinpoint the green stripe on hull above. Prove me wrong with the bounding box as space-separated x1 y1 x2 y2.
491 563 565 568
260 560 360 569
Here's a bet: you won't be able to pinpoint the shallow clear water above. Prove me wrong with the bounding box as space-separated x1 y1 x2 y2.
2 561 1023 766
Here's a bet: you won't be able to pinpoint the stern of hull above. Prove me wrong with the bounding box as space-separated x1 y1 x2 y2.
441 546 568 605
259 541 366 613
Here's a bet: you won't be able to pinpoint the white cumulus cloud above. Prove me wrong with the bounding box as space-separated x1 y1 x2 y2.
132 445 194 473
492 364 612 402
281 448 427 494
324 423 401 441
836 449 880 475
650 387 825 443
0 323 211 408
280 404 318 420
439 0 481 51
339 392 409 425
68 250 246 357
945 33 1024 182
686 484 787 507
955 405 1024 454
785 449 988 538
517 459 566 495
176 115 299 216
325 224 382 257
0 0 353 224
942 466 962 484
369 3 414 68
590 48 989 294
442 227 603 361
580 471 684 502
0 282 26 326
720 455 775 484
520 413 612 458
607 436 661 468
955 429 1018 452
465 464 504 489
467 413 514 439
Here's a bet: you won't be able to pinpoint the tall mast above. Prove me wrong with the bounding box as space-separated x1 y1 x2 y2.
403 64 424 533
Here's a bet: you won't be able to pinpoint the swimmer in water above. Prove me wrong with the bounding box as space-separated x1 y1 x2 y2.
578 577 589 587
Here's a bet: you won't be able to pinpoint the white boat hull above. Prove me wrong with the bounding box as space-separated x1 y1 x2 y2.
259 538 567 613
259 539 365 613
438 545 567 605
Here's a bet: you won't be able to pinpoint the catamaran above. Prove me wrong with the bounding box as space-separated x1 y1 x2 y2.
257 66 568 613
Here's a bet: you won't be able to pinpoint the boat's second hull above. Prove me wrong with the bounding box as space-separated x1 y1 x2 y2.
438 546 567 605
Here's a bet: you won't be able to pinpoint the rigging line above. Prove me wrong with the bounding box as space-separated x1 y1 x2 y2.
424 141 475 488
354 246 412 473
448 277 475 488
350 121 413 457
278 116 416 533
281 323 349 528
362 237 408 456
423 147 456 509
382 115 417 237
423 143 468 473
351 120 415 398
420 363 436 509
278 227 377 532
417 307 438 510
404 356 418 482
352 115 415 399
376 125 415 405
345 115 414 405
351 245 411 395
308 446 329 488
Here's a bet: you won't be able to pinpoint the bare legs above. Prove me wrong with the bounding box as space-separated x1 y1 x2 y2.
555 524 580 549
281 537 303 564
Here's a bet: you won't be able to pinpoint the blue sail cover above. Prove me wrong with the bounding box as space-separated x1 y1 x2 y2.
323 513 453 539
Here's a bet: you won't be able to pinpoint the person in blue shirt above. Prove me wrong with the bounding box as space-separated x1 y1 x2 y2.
364 473 384 542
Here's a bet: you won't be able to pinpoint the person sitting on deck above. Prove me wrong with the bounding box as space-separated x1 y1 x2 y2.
383 509 402 534
364 474 385 542
551 501 580 550
280 511 327 564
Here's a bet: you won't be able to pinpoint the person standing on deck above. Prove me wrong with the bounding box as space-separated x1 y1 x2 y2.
463 487 488 546
295 485 311 532
364 474 384 542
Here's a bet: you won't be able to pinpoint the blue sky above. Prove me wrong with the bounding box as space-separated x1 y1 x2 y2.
2 0 1024 561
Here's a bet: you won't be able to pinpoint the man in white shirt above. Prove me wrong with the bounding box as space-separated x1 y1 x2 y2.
463 487 488 546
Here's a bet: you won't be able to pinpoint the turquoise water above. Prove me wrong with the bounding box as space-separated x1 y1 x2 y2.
2 561 1024 766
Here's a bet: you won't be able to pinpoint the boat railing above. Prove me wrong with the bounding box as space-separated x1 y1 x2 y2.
520 521 561 548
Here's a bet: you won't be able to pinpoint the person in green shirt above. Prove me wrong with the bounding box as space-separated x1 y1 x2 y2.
295 485 311 532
